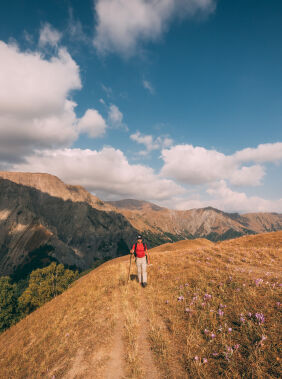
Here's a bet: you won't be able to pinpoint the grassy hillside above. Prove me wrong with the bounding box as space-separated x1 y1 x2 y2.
0 232 281 378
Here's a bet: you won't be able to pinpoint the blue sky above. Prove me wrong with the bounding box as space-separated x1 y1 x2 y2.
0 0 282 212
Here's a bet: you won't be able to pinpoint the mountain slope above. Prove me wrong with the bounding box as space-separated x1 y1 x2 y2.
108 199 282 242
0 178 137 276
0 231 281 378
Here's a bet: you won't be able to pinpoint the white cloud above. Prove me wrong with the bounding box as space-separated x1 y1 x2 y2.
108 104 123 125
93 0 216 56
11 147 185 201
233 142 282 163
39 23 62 47
143 79 154 94
78 109 107 138
206 180 282 213
130 131 173 154
161 143 282 187
0 40 106 164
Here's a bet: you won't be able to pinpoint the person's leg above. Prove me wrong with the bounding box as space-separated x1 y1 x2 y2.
136 258 142 283
141 257 147 284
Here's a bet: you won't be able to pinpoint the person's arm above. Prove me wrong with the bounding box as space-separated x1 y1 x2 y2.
130 244 135 254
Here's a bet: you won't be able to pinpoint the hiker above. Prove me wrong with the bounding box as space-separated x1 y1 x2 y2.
130 235 150 287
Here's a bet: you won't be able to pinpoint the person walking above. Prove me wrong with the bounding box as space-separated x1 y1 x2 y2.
130 235 150 287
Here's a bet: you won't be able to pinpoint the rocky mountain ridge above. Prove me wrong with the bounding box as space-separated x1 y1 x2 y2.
107 199 282 242
0 175 136 276
1 171 281 277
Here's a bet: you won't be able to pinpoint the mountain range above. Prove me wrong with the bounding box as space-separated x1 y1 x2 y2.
0 171 281 277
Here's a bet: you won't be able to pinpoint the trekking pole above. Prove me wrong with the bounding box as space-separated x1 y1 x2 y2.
127 253 132 284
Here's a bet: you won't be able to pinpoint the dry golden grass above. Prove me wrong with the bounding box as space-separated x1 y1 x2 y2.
0 231 281 378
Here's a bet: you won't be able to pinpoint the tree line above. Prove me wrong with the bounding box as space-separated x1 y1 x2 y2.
0 262 79 333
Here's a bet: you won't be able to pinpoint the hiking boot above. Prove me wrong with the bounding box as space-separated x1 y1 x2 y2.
142 282 147 288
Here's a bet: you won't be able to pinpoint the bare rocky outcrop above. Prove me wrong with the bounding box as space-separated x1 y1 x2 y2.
0 177 137 276
108 200 282 241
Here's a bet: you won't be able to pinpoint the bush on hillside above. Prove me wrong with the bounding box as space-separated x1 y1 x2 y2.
18 262 79 314
0 276 19 331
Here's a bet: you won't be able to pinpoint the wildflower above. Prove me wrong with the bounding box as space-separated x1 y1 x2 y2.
165 300 169 304
211 333 216 339
255 312 265 325
234 344 240 350
185 283 189 287
261 335 267 342
212 352 219 357
192 296 198 302
240 316 246 324
247 312 252 318
226 346 233 353
204 294 212 301
218 309 224 317
204 328 209 335
178 295 184 301
201 302 206 307
219 304 226 308
228 328 232 333
194 356 199 361
276 302 281 308
203 358 208 364
185 308 191 313
255 278 263 286
65 333 70 337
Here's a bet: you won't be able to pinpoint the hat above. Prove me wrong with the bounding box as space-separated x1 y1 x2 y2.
137 235 142 239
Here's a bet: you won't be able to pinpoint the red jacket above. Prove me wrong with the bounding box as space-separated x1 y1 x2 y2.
133 242 147 258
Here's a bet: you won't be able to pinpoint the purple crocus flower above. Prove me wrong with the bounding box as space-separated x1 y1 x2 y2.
178 295 184 301
226 346 233 353
204 293 212 301
228 327 232 333
255 278 263 286
211 333 216 339
203 358 208 364
240 316 246 324
212 352 219 357
185 308 191 313
255 312 265 324
234 344 240 350
204 328 209 335
194 356 199 361
218 309 224 317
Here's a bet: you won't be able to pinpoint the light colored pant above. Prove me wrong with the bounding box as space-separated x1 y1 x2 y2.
136 256 147 283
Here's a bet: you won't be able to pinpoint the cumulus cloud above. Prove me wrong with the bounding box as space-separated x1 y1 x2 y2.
161 143 282 187
0 40 106 164
39 23 62 47
233 142 282 163
11 147 185 201
93 0 216 56
78 109 106 138
130 131 173 155
108 104 123 126
206 180 282 213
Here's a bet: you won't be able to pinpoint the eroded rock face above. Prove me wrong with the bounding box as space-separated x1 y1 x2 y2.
107 200 282 242
0 177 137 276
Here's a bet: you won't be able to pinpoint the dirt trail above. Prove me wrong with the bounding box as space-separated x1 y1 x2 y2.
137 291 160 379
103 318 125 379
